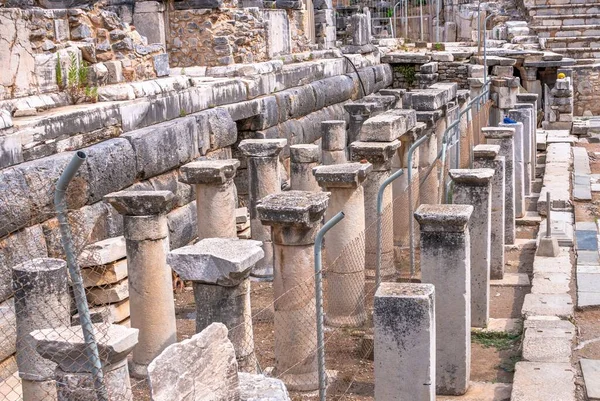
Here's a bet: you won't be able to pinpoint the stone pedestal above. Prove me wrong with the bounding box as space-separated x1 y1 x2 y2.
473 145 506 280
490 77 518 126
350 140 401 280
104 191 177 378
483 127 516 245
179 159 240 240
344 103 373 145
257 191 329 391
167 238 265 373
414 204 472 396
515 102 537 185
499 122 524 218
374 282 435 401
290 145 320 191
509 107 533 196
449 169 494 328
313 162 372 327
239 139 287 279
321 120 347 165
12 258 71 401
31 324 138 401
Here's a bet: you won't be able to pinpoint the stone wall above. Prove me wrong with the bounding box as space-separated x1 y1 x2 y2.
572 64 600 116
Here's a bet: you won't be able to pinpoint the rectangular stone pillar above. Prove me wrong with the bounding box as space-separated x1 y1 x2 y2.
483 127 516 244
499 121 524 218
515 101 537 185
374 282 435 401
414 204 473 396
509 107 533 196
133 2 166 47
449 169 494 328
473 145 506 279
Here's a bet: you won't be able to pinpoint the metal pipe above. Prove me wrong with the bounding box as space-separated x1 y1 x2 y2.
405 0 408 38
407 133 430 277
393 1 402 39
376 168 404 288
54 151 109 401
435 0 440 43
477 2 482 56
315 211 345 401
420 0 424 41
483 13 495 85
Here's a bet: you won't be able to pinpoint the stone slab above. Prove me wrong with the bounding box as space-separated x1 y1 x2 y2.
576 222 598 231
521 293 574 319
531 272 571 294
82 259 128 288
78 236 126 268
580 359 600 400
577 250 599 265
490 273 531 287
522 327 574 363
511 362 575 401
538 220 574 247
576 230 598 251
238 373 291 401
86 278 129 306
472 318 522 334
533 248 572 275
578 292 600 308
577 272 600 293
436 382 512 400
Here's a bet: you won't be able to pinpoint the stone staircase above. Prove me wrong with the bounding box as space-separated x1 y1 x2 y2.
527 0 600 64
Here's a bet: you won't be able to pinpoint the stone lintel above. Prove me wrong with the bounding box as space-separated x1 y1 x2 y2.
179 159 240 185
167 238 264 285
473 144 501 160
290 144 320 164
411 88 447 111
313 162 372 188
344 102 375 116
349 140 402 168
257 191 329 227
517 93 538 102
375 282 435 299
32 324 139 372
414 204 473 232
104 190 175 216
481 127 515 139
449 168 495 186
238 139 287 157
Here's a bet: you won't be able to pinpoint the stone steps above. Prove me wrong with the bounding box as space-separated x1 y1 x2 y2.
542 35 600 49
551 46 600 59
531 14 600 27
527 0 600 6
533 24 600 37
528 3 600 16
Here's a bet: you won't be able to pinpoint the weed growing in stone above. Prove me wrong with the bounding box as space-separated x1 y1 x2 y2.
471 331 521 350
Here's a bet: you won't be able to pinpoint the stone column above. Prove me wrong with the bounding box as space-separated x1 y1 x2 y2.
483 126 516 245
179 159 240 240
414 204 473 396
239 139 287 279
515 101 537 184
490 77 518 126
168 238 264 373
344 103 373 145
374 282 436 401
508 107 533 196
321 120 347 165
350 140 401 280
104 190 177 378
313 162 372 327
499 121 524 218
12 258 71 401
257 191 329 391
290 144 320 191
32 324 138 401
473 145 506 280
449 169 494 328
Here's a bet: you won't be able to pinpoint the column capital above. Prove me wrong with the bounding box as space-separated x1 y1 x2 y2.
349 140 401 169
257 191 329 228
414 204 473 232
313 162 372 188
359 109 416 142
473 144 500 160
238 139 287 157
290 144 320 164
168 238 264 286
179 159 240 185
449 168 495 186
481 127 514 139
343 102 375 116
104 190 175 216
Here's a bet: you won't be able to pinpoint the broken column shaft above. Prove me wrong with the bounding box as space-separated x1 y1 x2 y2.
104 190 177 378
239 139 287 279
313 162 372 327
321 120 347 165
290 144 321 191
450 168 494 328
344 103 374 145
257 191 329 391
415 204 473 396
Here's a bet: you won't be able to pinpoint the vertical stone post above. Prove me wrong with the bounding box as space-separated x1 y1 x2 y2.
239 139 287 279
12 258 70 401
257 191 329 391
515 101 537 184
499 121 524 218
449 169 494 328
32 324 138 401
290 144 320 191
483 126 516 245
167 238 264 373
473 145 506 279
321 120 347 165
414 204 473 396
104 190 177 378
344 103 374 145
374 282 436 401
179 159 240 240
313 163 372 327
350 140 401 280
490 77 518 126
509 107 533 196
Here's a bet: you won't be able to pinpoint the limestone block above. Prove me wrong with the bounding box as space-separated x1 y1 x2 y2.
88 298 130 324
511 362 575 401
78 237 126 268
238 373 291 400
0 299 16 362
97 84 135 102
86 278 129 306
82 259 128 288
167 201 198 250
359 109 416 141
123 117 198 180
0 168 32 238
148 323 240 401
168 238 264 286
153 54 170 77
105 61 124 84
264 10 292 58
411 88 447 111
192 108 237 150
274 86 317 122
309 75 355 110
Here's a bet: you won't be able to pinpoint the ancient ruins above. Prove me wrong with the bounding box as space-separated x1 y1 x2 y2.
1 0 600 399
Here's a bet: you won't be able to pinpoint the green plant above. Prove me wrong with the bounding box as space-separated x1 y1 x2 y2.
433 42 445 51
56 53 63 88
57 52 98 104
498 355 521 373
180 108 187 117
396 64 417 87
471 331 521 351
181 67 186 76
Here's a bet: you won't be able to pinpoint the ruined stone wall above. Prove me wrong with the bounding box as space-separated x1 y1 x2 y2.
572 65 600 116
